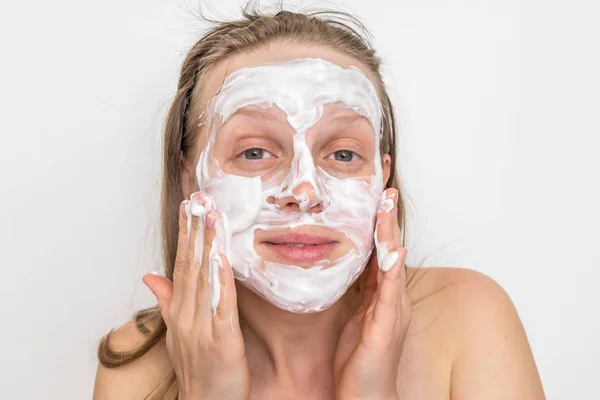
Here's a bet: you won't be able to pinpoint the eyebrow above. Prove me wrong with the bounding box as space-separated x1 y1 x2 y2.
326 112 368 125
231 108 285 124
230 107 368 126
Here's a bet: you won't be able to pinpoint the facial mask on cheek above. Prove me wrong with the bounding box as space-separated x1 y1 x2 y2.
193 58 385 313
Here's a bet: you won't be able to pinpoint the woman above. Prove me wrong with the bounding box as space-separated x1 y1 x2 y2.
94 7 545 400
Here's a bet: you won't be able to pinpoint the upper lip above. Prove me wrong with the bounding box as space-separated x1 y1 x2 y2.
262 233 337 245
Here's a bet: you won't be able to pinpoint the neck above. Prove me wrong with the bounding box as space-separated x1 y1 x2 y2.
236 280 363 392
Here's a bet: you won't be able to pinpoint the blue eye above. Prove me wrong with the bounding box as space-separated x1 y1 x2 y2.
243 148 273 160
329 150 356 162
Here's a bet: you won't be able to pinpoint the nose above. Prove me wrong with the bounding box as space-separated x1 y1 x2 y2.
269 181 324 214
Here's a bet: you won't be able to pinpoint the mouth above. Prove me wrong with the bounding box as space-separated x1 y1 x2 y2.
262 233 338 263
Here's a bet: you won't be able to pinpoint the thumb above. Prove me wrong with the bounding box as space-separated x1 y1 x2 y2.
142 273 174 313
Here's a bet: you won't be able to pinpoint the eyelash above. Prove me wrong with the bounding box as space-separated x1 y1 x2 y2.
239 148 275 160
325 150 360 163
238 147 361 164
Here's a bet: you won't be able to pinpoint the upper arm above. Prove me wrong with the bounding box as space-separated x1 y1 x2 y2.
93 320 173 400
448 269 546 400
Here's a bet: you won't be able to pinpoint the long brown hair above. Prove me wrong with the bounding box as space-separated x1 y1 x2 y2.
97 4 408 399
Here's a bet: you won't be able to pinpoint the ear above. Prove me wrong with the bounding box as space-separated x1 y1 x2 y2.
381 153 392 187
180 159 198 200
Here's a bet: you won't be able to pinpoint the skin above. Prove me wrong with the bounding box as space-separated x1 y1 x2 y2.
93 42 546 400
210 102 378 266
211 102 380 267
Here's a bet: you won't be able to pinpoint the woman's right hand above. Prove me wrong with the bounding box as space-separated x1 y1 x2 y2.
142 192 250 400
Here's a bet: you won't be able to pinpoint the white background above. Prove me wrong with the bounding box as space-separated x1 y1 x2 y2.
1 0 598 398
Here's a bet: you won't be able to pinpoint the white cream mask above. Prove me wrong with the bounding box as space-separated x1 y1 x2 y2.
189 58 385 313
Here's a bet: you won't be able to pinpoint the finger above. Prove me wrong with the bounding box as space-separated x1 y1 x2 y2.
170 200 190 312
375 188 401 272
356 257 379 316
142 273 174 326
212 252 243 341
194 209 218 327
365 253 379 291
373 247 408 329
175 192 207 320
398 265 412 328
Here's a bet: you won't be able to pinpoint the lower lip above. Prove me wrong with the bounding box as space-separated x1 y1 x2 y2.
263 242 336 263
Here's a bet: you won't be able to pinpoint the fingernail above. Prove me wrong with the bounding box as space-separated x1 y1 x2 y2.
191 191 206 203
378 191 395 213
150 270 161 276
180 200 189 219
204 210 218 230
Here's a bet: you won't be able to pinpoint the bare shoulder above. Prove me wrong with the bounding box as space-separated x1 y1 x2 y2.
93 318 174 400
403 266 514 354
406 266 531 350
406 266 512 311
404 266 545 399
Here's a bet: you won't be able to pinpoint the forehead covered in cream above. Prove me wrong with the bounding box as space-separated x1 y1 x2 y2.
210 58 380 134
190 42 380 155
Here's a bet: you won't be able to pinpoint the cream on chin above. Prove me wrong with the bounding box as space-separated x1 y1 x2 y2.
189 58 385 313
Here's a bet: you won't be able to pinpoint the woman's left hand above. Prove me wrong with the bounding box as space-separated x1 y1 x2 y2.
333 188 411 400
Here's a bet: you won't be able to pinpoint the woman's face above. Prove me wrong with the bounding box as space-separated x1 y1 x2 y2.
210 102 379 263
185 42 391 313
